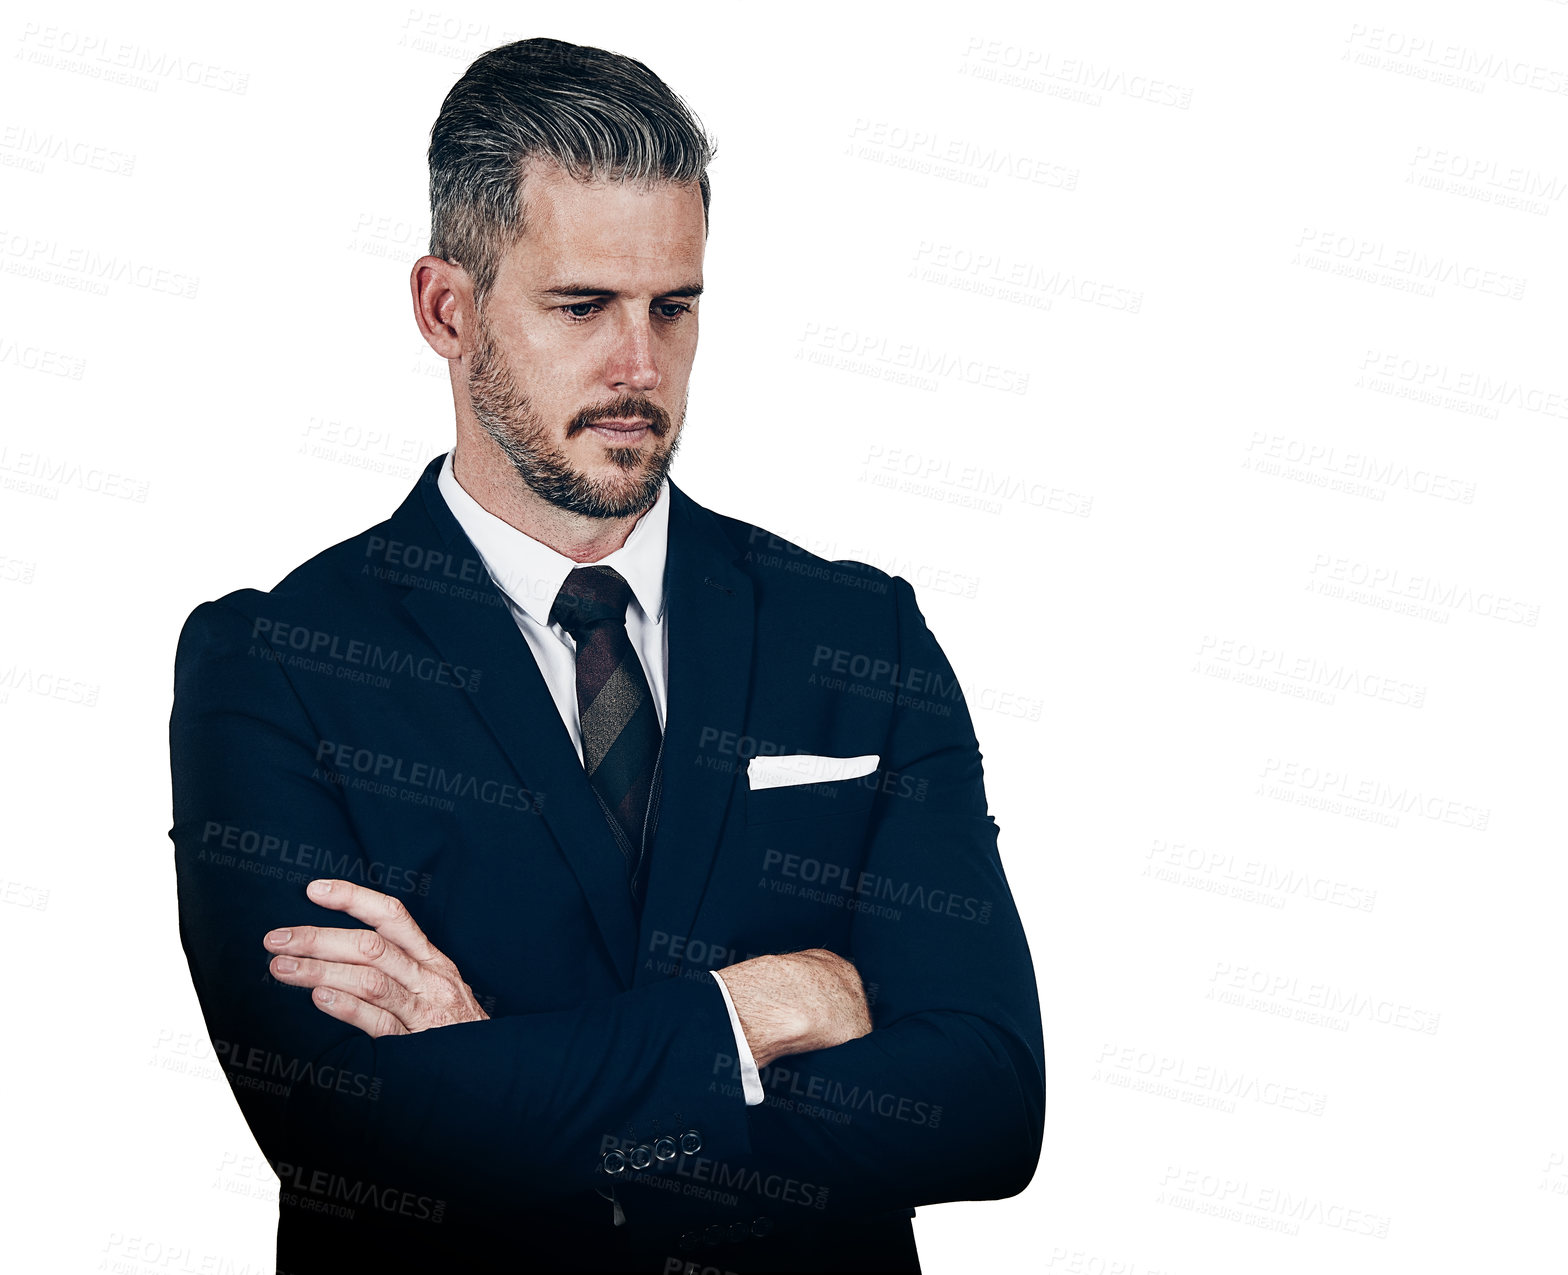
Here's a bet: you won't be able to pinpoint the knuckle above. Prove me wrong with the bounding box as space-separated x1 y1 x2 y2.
356 930 387 960
360 967 392 1000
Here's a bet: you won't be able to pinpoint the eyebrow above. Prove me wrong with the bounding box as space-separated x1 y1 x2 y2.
539 282 704 299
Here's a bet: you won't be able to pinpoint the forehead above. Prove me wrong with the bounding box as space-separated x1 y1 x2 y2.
501 159 706 286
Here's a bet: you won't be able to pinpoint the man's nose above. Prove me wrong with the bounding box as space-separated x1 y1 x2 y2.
606 313 661 393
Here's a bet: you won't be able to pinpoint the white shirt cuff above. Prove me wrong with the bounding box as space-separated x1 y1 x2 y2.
710 971 765 1106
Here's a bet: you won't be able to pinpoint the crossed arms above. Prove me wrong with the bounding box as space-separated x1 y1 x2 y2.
263 877 871 1065
170 575 1044 1233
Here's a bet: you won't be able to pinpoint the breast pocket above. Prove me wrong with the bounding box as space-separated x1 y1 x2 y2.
744 773 880 824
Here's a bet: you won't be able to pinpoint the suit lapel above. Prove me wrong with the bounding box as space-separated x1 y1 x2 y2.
394 458 640 985
636 484 755 981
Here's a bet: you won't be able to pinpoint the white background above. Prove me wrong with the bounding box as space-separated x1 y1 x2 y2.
2 2 1564 1271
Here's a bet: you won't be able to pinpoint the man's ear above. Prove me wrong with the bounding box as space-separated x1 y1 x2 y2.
410 255 472 360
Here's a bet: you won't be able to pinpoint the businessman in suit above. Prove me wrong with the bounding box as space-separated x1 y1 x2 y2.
170 37 1044 1273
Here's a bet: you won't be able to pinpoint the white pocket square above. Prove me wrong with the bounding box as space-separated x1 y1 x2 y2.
746 753 880 791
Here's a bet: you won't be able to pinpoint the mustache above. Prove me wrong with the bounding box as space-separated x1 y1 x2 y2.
566 396 673 438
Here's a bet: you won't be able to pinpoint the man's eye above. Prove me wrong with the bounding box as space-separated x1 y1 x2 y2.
654 303 691 320
562 302 599 320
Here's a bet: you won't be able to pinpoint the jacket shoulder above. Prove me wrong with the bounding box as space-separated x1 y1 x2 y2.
174 512 413 655
703 506 900 608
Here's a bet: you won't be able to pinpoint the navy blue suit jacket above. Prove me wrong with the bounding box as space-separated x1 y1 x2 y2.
169 455 1044 1273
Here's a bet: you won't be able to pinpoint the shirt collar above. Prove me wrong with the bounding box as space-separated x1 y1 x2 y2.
436 449 669 628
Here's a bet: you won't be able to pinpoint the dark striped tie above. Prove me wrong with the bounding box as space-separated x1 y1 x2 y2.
550 566 663 905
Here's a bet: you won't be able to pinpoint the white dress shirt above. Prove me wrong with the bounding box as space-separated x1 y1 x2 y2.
437 450 764 1106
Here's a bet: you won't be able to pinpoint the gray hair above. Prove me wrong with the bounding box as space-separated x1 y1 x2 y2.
428 37 715 309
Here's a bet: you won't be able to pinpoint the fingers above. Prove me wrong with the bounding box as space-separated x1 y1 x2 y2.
264 923 426 991
263 880 487 1039
267 951 418 1024
306 985 407 1038
301 879 442 963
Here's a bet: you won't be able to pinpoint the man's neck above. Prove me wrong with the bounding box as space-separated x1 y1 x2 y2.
450 441 650 564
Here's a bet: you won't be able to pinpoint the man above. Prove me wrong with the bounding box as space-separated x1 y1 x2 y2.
170 37 1044 1274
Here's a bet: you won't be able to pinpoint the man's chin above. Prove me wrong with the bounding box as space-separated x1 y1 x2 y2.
492 424 678 520
549 462 667 520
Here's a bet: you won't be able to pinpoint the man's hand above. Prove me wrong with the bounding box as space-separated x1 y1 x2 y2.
715 948 872 1068
263 878 489 1038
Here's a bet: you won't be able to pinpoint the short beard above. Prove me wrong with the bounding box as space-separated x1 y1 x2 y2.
466 315 682 520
